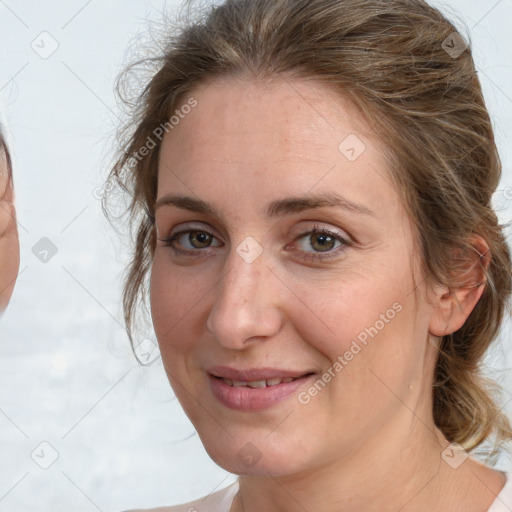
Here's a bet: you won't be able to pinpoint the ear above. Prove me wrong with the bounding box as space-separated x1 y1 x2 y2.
429 236 490 337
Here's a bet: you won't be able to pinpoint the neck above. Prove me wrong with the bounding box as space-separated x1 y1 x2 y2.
233 406 459 512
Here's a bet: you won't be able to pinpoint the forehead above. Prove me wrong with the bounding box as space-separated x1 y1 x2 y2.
157 76 397 218
171 76 372 159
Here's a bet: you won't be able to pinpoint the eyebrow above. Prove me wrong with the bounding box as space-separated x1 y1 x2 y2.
154 192 375 219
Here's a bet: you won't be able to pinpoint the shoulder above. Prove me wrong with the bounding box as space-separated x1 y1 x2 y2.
487 471 512 512
122 480 239 512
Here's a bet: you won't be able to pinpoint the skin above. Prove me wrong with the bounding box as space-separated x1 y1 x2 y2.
150 76 506 512
0 149 19 313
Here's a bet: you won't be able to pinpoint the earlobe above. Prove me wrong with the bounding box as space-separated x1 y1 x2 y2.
428 236 489 337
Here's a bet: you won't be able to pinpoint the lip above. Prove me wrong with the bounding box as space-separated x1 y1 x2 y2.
207 365 314 381
207 366 317 411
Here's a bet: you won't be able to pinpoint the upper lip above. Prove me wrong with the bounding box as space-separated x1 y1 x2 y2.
207 366 315 381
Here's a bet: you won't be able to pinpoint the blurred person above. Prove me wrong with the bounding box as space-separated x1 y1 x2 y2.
0 121 19 314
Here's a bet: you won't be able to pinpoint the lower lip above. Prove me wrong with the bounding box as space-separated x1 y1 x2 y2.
208 374 316 411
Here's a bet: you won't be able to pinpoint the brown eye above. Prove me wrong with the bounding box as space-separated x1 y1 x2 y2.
291 225 352 262
309 231 337 252
187 231 213 249
157 227 222 255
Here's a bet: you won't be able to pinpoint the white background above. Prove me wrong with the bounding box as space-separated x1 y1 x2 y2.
0 1 511 511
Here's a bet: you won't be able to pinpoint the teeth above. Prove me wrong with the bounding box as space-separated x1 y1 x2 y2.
220 376 300 387
247 380 266 389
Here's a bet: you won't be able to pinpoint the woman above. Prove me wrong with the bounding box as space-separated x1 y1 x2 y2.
107 0 512 510
0 123 19 314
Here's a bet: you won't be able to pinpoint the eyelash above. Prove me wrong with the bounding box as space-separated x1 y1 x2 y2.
157 224 351 262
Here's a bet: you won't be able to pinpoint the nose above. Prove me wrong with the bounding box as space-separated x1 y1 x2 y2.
206 242 283 350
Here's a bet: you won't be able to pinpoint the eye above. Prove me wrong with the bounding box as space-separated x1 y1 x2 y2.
157 223 351 262
290 224 351 262
157 228 222 255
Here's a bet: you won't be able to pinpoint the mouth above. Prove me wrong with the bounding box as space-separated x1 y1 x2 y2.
212 374 313 388
207 366 317 411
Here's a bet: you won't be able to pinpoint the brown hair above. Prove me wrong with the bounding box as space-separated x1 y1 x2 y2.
105 0 512 457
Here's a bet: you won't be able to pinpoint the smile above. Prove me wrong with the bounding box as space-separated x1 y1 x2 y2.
219 376 301 388
207 367 316 410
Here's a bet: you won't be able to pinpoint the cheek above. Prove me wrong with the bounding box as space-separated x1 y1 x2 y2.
149 251 213 355
284 264 424 407
283 264 410 356
149 254 207 416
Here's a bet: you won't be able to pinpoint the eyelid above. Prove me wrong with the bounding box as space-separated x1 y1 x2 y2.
290 221 350 240
161 220 349 244
168 221 220 238
154 219 221 243
286 223 351 259
158 220 352 262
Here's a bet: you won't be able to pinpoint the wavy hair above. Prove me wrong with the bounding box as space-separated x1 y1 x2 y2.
105 0 512 457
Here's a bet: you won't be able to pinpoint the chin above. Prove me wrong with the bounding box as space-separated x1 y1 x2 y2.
199 427 315 477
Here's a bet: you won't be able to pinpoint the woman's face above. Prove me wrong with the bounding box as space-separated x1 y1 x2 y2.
151 77 440 476
0 149 19 313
